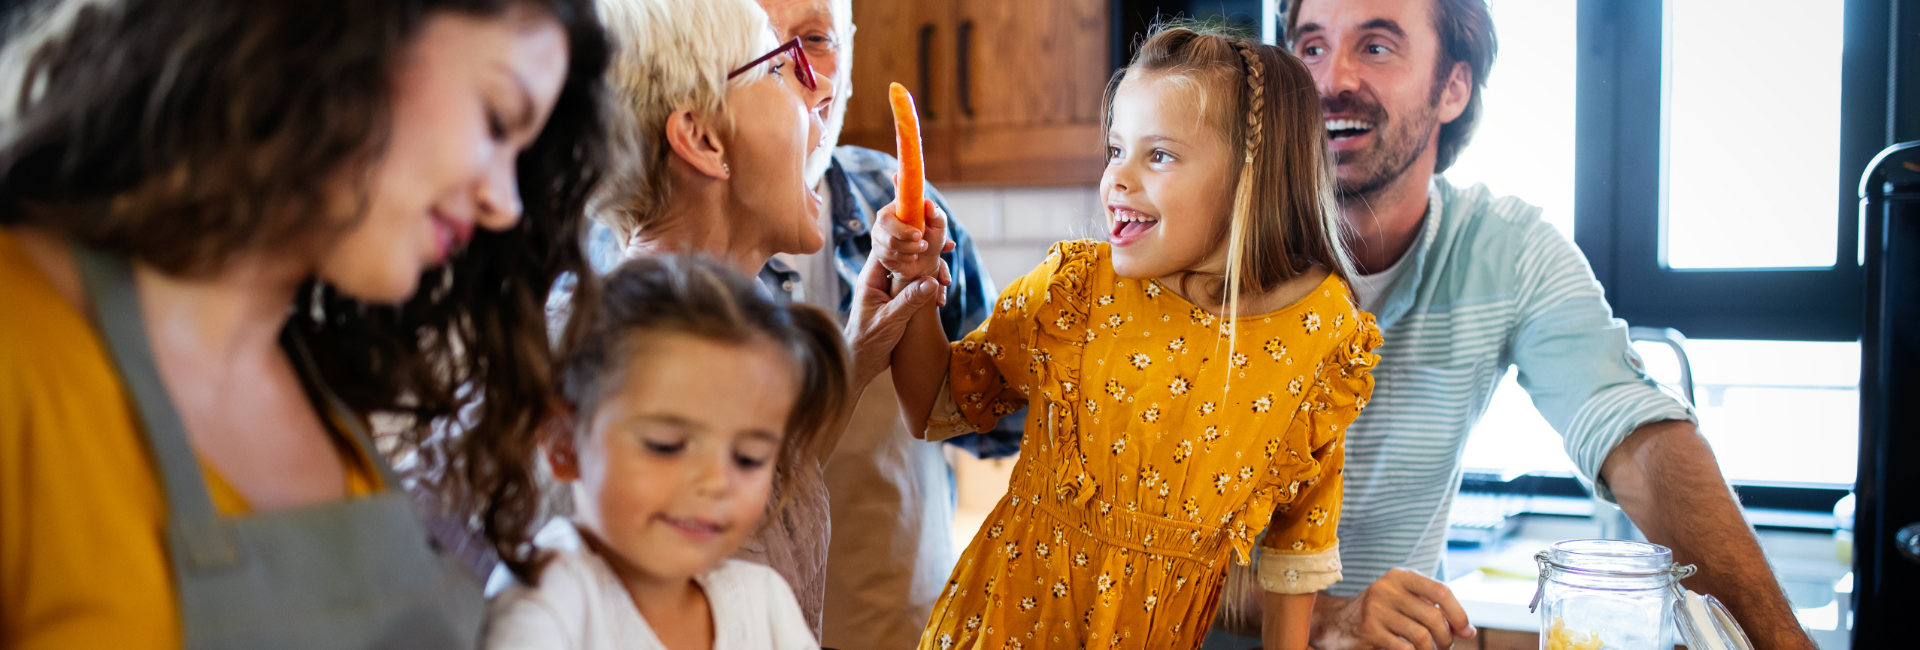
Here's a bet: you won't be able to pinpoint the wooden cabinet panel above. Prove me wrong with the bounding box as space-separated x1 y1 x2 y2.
844 0 1110 187
954 0 1108 128
843 0 956 179
1480 628 1538 650
952 0 1108 185
954 123 1105 185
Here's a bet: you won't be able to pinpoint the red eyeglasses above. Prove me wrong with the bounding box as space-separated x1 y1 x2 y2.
727 37 817 92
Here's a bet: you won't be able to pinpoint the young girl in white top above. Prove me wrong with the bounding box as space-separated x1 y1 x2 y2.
485 255 851 650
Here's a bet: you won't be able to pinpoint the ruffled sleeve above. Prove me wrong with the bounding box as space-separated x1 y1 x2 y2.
930 241 1099 440
1254 311 1382 594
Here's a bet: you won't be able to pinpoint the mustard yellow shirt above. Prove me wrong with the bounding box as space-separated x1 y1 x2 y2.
0 229 377 650
919 241 1381 650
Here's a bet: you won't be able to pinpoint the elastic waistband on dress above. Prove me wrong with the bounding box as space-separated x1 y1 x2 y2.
1010 481 1231 564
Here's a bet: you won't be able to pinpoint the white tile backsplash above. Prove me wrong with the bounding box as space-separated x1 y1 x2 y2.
939 188 1002 239
939 185 1103 294
1002 187 1100 242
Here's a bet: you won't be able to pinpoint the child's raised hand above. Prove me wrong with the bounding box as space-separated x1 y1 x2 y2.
871 196 955 294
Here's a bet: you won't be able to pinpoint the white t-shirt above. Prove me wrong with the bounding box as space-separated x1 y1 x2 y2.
485 519 819 650
1349 246 1413 316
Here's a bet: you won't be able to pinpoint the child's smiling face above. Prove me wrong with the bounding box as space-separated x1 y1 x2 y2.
553 332 798 585
1101 74 1237 284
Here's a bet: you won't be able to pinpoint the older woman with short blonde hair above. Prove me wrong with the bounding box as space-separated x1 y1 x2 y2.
594 0 831 275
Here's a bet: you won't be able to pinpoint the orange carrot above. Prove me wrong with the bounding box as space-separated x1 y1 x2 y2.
888 82 926 231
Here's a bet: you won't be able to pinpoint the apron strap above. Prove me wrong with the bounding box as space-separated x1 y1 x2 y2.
283 331 405 490
70 244 239 569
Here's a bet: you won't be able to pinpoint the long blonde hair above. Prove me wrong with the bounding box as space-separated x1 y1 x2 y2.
1106 24 1354 329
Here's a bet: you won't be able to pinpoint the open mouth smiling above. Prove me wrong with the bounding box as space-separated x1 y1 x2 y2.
1326 118 1375 142
1109 205 1160 246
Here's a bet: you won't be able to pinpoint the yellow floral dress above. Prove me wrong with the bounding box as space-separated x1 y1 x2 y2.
918 241 1381 650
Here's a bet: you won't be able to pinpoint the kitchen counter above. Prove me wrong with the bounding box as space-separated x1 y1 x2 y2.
1444 504 1853 649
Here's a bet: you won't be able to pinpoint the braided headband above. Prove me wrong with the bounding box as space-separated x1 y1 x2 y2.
1232 41 1266 165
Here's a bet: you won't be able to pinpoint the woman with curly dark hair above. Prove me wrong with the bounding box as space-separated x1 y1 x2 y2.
0 0 608 647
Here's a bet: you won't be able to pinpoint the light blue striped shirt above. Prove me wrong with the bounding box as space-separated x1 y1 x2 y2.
1329 177 1696 596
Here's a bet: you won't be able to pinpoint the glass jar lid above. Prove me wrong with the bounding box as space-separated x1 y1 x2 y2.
1674 589 1755 650
1528 539 1755 650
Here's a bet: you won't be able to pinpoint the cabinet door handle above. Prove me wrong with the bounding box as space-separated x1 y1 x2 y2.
916 23 935 119
957 19 974 119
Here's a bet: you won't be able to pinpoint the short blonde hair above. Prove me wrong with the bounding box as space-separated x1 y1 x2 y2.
594 0 770 240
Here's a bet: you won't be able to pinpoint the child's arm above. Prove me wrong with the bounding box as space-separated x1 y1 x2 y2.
890 293 950 438
869 199 954 436
1262 592 1316 650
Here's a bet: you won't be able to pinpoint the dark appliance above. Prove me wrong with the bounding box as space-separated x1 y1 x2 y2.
1856 141 1920 645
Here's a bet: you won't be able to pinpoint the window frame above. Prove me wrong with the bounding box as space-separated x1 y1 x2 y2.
1573 0 1891 342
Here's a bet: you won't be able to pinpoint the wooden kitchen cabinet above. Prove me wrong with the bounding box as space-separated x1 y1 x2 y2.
842 0 1109 187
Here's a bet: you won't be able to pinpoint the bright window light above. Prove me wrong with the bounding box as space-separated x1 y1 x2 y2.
1663 0 1846 269
1443 0 1578 238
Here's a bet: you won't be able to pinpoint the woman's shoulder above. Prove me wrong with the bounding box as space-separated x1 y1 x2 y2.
0 228 92 350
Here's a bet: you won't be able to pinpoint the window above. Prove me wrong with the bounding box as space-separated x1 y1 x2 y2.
1445 0 1894 492
1663 0 1847 270
1461 339 1860 488
1575 0 1880 341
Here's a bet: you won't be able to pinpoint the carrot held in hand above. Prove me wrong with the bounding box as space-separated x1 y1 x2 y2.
888 82 925 231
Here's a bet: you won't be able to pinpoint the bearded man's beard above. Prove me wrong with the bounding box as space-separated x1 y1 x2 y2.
1326 91 1440 201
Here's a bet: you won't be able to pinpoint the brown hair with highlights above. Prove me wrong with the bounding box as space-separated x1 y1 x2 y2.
1108 23 1355 327
542 254 851 579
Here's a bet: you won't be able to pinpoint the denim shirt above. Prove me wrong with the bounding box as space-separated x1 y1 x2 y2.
579 146 1022 457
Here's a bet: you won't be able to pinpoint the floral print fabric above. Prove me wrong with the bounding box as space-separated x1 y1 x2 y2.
919 241 1382 650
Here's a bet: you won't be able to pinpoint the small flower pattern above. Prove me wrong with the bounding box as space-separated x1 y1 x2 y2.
1140 404 1160 423
928 241 1379 650
1264 338 1287 361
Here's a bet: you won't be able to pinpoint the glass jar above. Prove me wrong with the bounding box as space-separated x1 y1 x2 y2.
1530 540 1693 650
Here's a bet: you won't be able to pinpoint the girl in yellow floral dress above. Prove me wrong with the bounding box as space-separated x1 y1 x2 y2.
867 25 1381 650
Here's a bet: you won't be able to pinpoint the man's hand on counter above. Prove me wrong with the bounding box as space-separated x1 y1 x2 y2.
1309 568 1478 650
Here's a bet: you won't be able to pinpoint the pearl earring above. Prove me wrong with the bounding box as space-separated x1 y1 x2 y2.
722 163 731 175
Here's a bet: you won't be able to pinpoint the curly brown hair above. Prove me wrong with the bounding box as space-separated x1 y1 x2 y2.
0 0 611 579
545 255 852 582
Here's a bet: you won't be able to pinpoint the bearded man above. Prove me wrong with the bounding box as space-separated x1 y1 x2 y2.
1207 1 1817 649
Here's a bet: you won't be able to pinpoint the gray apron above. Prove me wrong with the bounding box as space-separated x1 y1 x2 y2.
73 245 484 650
